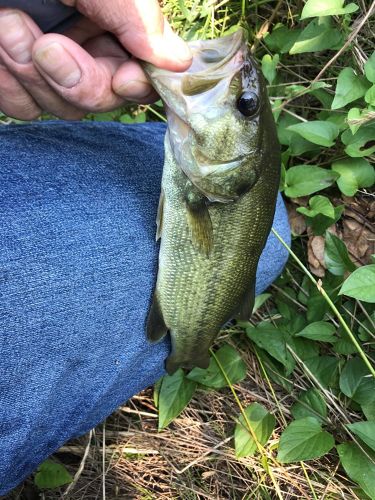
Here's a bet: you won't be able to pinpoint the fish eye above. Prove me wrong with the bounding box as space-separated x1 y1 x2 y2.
237 91 259 117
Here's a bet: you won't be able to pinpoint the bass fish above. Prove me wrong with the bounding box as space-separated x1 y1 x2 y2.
142 29 280 374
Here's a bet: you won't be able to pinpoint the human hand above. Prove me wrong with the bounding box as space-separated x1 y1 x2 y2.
0 0 192 120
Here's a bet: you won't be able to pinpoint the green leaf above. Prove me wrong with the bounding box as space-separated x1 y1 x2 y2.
347 107 362 134
365 84 375 106
297 195 344 235
277 417 334 463
337 443 375 498
246 323 295 374
187 344 246 389
365 51 375 83
285 166 339 198
287 121 339 147
331 68 370 110
289 18 343 54
332 158 375 196
264 24 302 53
234 403 276 458
252 293 272 313
346 422 375 452
158 369 197 429
261 53 279 85
291 388 327 422
324 231 357 276
341 123 375 157
304 356 340 388
300 0 358 19
34 460 73 489
295 321 336 342
362 401 375 421
339 265 375 303
339 357 375 405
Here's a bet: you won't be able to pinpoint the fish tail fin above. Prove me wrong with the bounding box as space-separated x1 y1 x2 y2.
146 295 168 343
165 342 210 375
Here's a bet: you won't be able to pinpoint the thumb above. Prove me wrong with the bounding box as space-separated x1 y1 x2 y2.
60 0 192 71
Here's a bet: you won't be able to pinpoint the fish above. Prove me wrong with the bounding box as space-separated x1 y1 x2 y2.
142 29 280 375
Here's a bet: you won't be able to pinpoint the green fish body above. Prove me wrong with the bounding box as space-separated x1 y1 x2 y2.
142 30 280 374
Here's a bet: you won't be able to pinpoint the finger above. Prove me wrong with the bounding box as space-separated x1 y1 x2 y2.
0 63 41 120
112 59 158 103
32 33 126 112
0 9 85 119
60 0 192 71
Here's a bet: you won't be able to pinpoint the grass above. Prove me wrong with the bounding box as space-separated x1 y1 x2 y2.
4 0 375 498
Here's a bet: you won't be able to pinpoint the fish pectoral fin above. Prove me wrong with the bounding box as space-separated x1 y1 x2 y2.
155 189 165 241
186 201 213 257
147 295 168 343
237 283 255 321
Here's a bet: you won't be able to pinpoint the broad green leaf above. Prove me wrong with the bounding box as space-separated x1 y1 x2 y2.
301 0 358 19
285 166 339 198
158 369 197 429
277 417 334 463
337 443 375 498
295 321 336 342
291 388 327 422
362 401 375 421
332 68 370 109
187 344 246 389
332 158 375 196
252 293 272 313
339 265 375 303
324 231 356 276
365 51 375 83
346 421 375 452
339 357 375 405
289 18 343 54
287 121 339 147
347 107 362 134
365 84 375 106
277 114 319 156
342 123 375 157
234 403 276 458
256 348 294 392
297 195 343 235
261 54 279 85
246 323 295 374
304 356 340 388
264 24 302 53
34 460 73 489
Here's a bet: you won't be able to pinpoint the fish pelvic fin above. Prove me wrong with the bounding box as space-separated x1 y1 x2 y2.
146 295 168 343
166 350 210 375
186 199 213 257
155 188 165 241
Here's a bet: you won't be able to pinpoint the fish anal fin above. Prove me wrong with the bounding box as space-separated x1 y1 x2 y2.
186 201 213 257
155 189 165 241
147 295 168 343
166 351 210 375
237 284 255 321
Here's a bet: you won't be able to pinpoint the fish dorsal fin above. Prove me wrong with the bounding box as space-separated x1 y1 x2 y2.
237 283 255 321
155 189 165 241
186 200 213 257
147 294 168 343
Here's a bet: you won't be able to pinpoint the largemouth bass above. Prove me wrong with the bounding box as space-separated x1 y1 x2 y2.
143 29 280 374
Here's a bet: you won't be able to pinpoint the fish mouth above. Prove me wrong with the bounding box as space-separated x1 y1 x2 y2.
194 150 247 176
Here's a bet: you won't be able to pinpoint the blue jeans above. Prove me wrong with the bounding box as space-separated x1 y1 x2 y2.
0 121 290 494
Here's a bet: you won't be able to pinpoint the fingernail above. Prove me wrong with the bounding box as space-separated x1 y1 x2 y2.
0 12 34 64
117 80 153 99
33 42 81 88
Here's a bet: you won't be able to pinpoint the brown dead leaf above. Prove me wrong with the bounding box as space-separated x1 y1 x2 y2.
287 202 307 235
307 234 326 277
